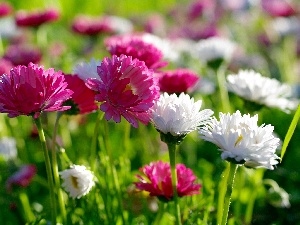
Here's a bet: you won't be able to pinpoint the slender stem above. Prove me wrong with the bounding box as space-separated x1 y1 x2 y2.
167 142 181 225
217 163 230 225
103 120 127 225
90 112 104 171
34 117 56 224
19 190 35 222
52 113 67 224
221 162 238 225
216 64 231 113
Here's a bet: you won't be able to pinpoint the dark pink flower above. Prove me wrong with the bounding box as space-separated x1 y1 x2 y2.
0 58 13 75
0 2 12 17
63 74 98 115
261 0 296 17
105 34 168 70
86 55 160 128
187 0 215 21
6 165 37 192
15 8 59 27
3 44 42 66
71 15 113 36
0 63 73 118
135 161 201 200
158 68 200 94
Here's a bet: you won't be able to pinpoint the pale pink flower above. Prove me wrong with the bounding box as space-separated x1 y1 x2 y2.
0 63 73 118
261 0 296 17
158 68 200 94
86 55 160 128
135 161 201 201
105 34 168 70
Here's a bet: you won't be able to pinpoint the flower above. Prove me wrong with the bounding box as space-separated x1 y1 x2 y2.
0 63 73 118
261 0 296 17
151 92 213 140
198 110 280 170
195 36 236 66
105 34 168 70
6 164 37 192
0 2 12 17
73 58 101 81
135 161 201 201
86 55 160 128
226 70 299 112
63 74 98 115
3 44 42 66
59 165 95 199
158 68 200 94
15 8 60 27
0 137 17 161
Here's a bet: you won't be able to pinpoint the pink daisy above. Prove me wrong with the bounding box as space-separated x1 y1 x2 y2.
0 2 12 17
0 63 73 118
63 74 98 115
86 54 160 128
261 0 296 17
158 68 200 94
105 34 168 70
15 8 60 27
135 161 201 201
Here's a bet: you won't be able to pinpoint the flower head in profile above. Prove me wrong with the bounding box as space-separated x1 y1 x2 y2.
227 70 299 112
105 34 168 70
158 68 200 94
6 164 37 192
0 137 17 161
135 161 201 201
59 165 95 199
15 8 60 27
0 2 12 17
199 110 280 170
73 58 101 81
86 55 160 128
0 63 73 118
63 74 98 115
151 92 213 143
261 0 296 17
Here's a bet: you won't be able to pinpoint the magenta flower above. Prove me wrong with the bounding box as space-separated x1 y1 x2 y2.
6 164 37 192
135 161 201 201
15 8 60 27
86 55 160 128
261 0 296 17
63 74 98 115
0 63 73 118
105 34 168 70
3 44 42 66
158 68 200 94
0 2 12 17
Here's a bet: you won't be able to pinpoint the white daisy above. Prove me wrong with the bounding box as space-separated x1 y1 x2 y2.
73 58 101 81
59 165 95 199
0 137 17 161
199 110 280 170
105 15 133 34
227 69 299 112
151 92 214 138
195 36 236 63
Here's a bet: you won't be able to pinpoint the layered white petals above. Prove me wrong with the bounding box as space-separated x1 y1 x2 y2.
199 110 280 170
151 92 214 136
60 165 95 199
227 70 299 112
73 58 101 81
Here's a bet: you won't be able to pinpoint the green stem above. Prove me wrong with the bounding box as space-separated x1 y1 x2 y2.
153 202 166 225
103 120 127 225
216 64 231 113
52 113 67 224
167 142 181 225
221 162 238 225
217 163 230 225
90 112 104 171
19 190 35 222
34 117 56 224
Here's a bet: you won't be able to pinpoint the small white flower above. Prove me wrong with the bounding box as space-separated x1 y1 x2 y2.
0 137 17 161
227 69 299 112
60 165 95 199
151 92 214 136
199 110 280 170
73 58 101 81
105 16 133 34
195 36 236 63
